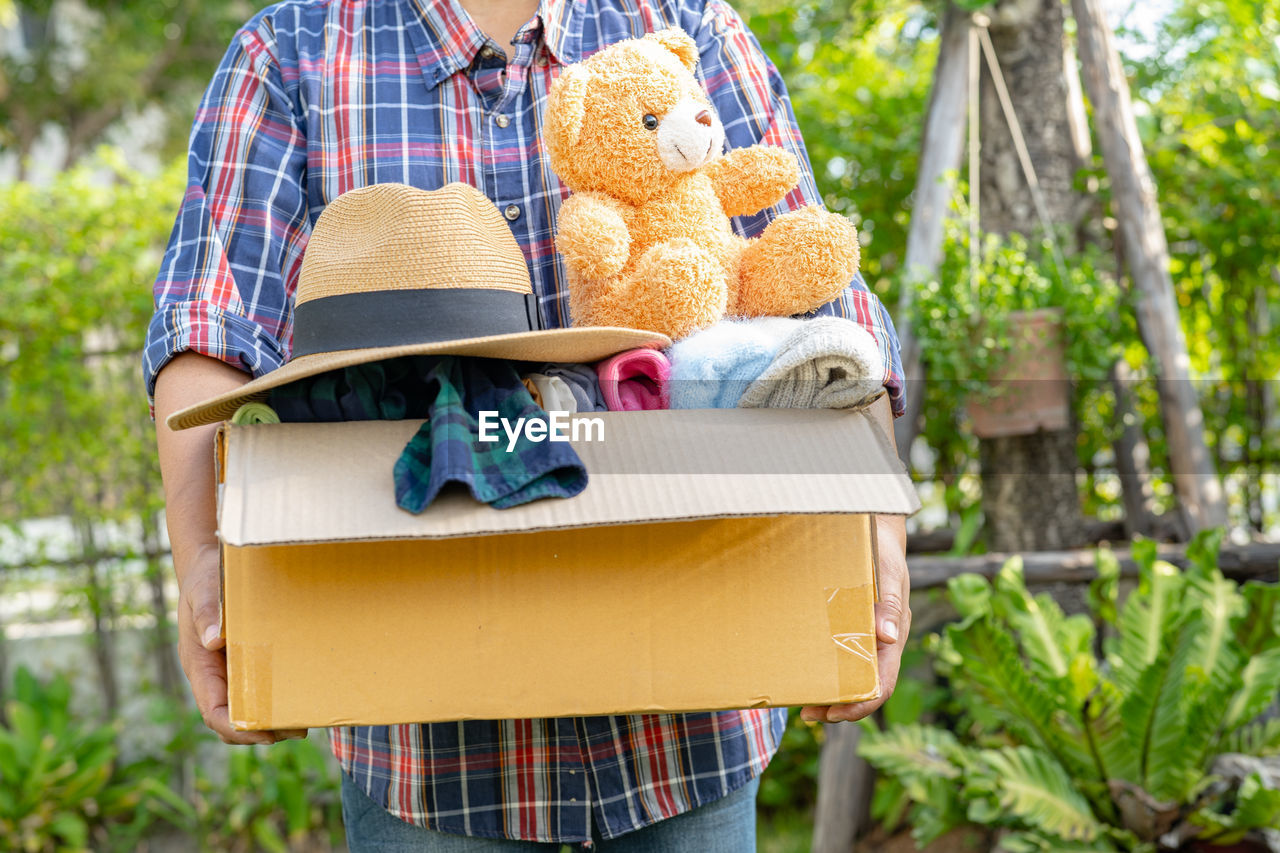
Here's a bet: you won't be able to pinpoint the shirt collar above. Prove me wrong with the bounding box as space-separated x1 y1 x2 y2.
401 0 583 89
402 0 488 88
540 0 583 65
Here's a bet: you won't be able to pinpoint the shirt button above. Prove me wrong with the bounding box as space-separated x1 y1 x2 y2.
480 46 499 60
504 204 521 221
495 114 510 128
568 769 576 776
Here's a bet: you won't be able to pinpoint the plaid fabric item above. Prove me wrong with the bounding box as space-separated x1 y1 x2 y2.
394 358 587 511
270 359 431 422
145 0 901 842
269 356 586 511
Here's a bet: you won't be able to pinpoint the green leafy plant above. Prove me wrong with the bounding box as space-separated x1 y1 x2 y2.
0 666 189 852
910 216 1133 402
907 215 1139 522
860 530 1280 852
186 736 345 853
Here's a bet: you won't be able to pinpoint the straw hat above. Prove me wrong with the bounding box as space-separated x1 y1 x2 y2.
167 183 670 430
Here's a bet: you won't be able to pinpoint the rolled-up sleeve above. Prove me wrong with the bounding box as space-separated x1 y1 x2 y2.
143 18 310 406
686 0 905 417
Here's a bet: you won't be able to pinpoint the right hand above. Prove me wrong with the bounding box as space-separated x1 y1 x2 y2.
156 353 306 745
177 541 307 745
177 540 307 742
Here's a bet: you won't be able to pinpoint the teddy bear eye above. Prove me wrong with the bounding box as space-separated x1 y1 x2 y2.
642 114 659 130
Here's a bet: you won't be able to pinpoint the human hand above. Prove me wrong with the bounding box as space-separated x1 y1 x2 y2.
177 542 307 745
800 515 910 723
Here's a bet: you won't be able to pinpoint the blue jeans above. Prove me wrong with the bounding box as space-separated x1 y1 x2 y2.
341 772 759 852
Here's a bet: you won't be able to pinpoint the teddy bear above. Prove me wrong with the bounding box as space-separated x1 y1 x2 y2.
543 27 862 341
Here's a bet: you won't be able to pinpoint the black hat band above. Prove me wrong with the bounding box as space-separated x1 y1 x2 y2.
291 288 545 358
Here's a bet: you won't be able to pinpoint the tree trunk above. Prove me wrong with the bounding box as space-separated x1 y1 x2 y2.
812 15 971 848
894 3 971 463
1110 360 1159 539
976 0 1088 552
141 510 183 702
76 519 120 717
812 723 874 853
1070 0 1227 532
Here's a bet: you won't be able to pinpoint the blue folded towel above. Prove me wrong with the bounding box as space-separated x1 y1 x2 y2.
667 318 803 409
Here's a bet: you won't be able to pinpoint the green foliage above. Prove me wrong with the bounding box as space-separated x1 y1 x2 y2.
1126 0 1280 529
757 708 824 814
0 0 268 169
861 531 1280 851
904 213 1140 522
0 666 188 852
739 0 934 304
125 698 345 852
915 217 1132 388
0 150 183 525
0 668 343 853
187 738 345 853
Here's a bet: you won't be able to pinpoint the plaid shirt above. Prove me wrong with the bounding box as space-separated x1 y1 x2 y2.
146 0 904 843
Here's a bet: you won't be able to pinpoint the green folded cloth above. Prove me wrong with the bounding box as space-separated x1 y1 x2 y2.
230 402 281 425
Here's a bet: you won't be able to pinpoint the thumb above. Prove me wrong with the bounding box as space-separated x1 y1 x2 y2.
184 556 225 651
873 567 909 646
874 598 903 645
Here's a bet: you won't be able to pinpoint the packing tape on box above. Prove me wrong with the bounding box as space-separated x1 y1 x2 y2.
229 641 273 730
826 584 880 703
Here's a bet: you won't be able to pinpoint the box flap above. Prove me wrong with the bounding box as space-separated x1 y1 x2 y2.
220 408 920 547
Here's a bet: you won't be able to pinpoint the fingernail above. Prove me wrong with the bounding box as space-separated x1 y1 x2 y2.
882 620 899 643
202 624 220 648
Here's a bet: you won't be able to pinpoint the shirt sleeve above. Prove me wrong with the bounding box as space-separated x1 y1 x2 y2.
687 0 906 417
142 18 311 408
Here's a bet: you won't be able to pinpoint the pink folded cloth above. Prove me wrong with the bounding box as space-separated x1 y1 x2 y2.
596 348 671 411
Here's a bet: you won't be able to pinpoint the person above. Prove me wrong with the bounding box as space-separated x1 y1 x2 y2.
146 0 912 848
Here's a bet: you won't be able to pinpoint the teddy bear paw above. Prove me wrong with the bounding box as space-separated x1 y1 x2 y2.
736 206 861 317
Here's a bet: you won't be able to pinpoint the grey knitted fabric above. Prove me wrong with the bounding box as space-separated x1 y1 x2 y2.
738 317 884 410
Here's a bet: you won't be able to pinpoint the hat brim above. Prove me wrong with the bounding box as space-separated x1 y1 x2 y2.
166 326 671 430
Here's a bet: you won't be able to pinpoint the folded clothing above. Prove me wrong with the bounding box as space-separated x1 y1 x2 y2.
270 357 428 422
270 356 587 512
596 348 670 411
521 377 544 408
739 317 885 410
537 362 608 412
667 317 802 409
525 373 580 413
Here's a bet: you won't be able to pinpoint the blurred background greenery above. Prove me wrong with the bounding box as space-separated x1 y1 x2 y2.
1 0 1278 850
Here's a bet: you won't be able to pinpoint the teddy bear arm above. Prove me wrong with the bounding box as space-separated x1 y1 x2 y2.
556 193 632 280
707 146 801 217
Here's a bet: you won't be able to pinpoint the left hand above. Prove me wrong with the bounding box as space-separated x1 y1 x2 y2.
800 513 911 724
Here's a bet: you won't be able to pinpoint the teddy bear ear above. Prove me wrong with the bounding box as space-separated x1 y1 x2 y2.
644 28 699 72
549 65 591 146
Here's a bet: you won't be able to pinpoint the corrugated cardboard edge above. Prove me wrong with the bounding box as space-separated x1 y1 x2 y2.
220 408 921 548
215 426 228 645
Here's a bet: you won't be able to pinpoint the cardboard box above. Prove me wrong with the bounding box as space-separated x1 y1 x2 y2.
216 407 919 730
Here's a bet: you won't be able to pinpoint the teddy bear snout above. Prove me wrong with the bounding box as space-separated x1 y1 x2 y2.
656 98 725 173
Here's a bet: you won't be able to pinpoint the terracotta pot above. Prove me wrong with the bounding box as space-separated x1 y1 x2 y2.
966 307 1072 439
